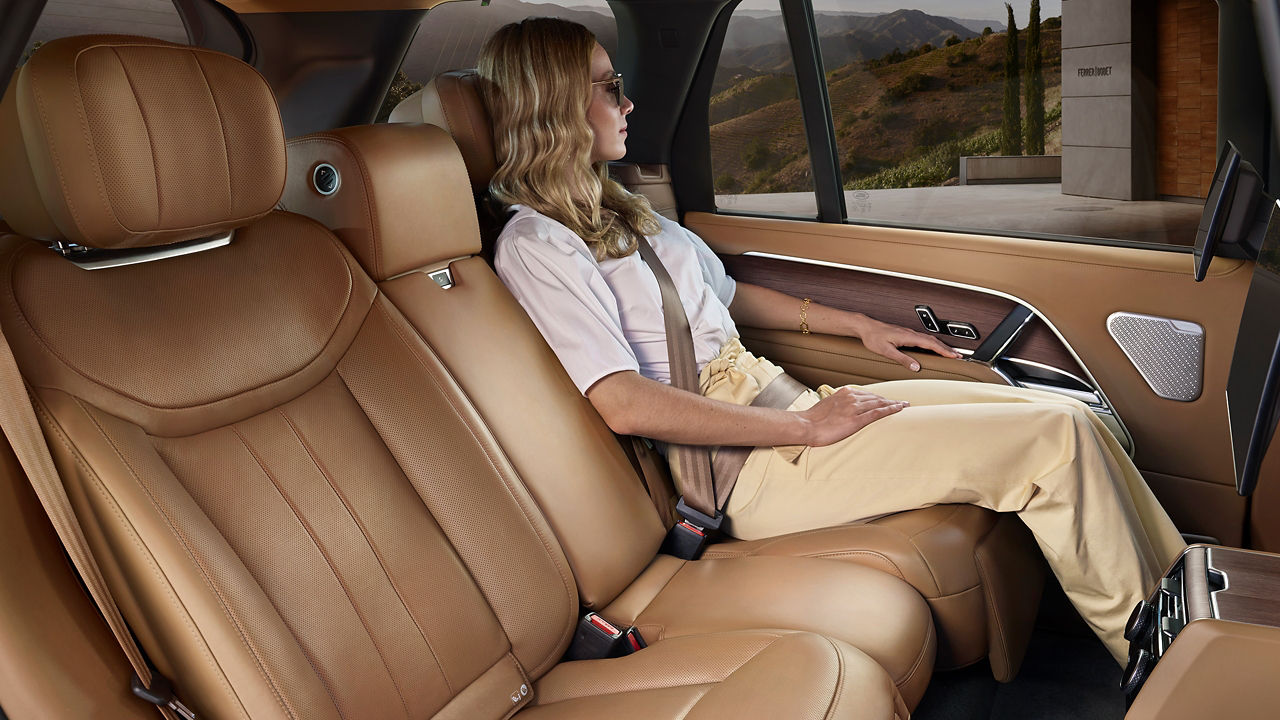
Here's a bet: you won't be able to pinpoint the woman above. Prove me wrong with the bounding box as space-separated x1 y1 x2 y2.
477 17 1185 664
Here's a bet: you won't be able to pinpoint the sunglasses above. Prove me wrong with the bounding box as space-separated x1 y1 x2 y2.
591 72 625 107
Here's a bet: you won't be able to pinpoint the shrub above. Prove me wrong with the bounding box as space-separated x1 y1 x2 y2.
715 174 740 192
982 26 993 36
846 128 1002 190
945 35 961 47
885 72 929 100
743 138 775 171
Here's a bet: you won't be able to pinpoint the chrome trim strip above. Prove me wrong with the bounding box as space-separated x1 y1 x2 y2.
742 250 1135 454
1004 357 1095 390
1016 380 1104 406
427 267 455 289
61 231 233 270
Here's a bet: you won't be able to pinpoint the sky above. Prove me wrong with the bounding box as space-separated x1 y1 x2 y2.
568 1 1062 26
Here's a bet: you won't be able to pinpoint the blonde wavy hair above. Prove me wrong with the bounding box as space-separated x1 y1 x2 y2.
477 17 660 260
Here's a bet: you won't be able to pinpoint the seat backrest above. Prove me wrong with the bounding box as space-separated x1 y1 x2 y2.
391 70 679 224
0 36 578 720
281 123 667 610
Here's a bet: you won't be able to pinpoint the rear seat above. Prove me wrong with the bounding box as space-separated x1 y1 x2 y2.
0 36 908 720
282 122 936 708
387 70 1049 679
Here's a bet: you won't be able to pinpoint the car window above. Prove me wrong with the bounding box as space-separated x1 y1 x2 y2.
717 0 1222 249
381 0 619 121
708 0 818 218
22 0 187 62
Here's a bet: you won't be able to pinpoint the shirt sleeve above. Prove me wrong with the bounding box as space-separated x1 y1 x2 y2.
673 219 736 308
494 218 640 395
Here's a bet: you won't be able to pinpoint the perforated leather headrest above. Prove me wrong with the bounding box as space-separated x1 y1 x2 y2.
281 123 481 281
0 36 285 249
390 70 495 197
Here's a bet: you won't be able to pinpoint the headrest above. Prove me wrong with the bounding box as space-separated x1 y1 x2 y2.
0 36 285 249
281 123 481 281
389 70 495 197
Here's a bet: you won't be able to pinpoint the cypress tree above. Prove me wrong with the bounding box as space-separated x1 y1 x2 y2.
1024 0 1045 155
1001 3 1022 155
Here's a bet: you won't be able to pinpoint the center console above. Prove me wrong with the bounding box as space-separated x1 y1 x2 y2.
1123 544 1280 718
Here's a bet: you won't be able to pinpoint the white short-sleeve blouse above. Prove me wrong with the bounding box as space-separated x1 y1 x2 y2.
494 205 738 394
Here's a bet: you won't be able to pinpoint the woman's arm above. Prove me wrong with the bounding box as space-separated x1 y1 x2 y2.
586 369 906 447
728 282 961 371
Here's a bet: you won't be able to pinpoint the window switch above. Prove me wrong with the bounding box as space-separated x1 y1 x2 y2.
915 305 940 333
946 322 979 340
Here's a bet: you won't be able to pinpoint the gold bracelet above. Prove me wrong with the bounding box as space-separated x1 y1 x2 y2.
800 297 811 335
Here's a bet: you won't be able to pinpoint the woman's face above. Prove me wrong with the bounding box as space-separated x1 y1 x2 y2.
586 43 633 164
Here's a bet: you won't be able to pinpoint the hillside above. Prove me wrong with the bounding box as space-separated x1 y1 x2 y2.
710 24 1063 195
719 9 979 77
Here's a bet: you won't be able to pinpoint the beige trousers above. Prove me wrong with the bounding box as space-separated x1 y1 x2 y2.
688 338 1186 663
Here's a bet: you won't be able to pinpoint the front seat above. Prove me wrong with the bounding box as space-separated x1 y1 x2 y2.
391 69 1049 680
0 35 908 719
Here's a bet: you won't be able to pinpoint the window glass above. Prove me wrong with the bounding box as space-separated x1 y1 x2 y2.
709 1 818 217
23 1 187 63
814 0 1215 247
381 0 619 121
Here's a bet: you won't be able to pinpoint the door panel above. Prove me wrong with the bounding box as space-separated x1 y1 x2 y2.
722 254 1086 375
689 211 1252 545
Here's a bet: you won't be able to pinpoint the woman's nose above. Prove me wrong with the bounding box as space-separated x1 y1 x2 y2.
621 93 634 115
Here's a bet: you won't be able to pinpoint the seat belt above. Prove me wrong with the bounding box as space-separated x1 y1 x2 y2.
634 236 805 559
0 323 194 719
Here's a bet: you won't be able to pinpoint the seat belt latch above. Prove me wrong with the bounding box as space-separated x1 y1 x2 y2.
563 613 645 661
131 671 197 720
659 497 723 560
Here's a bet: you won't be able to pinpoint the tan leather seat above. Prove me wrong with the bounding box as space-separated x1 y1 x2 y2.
0 36 907 720
392 69 1049 679
283 123 936 708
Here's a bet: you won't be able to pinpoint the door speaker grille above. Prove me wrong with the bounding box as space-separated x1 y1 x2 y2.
1106 312 1204 402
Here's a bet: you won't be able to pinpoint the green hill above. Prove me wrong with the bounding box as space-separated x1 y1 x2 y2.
710 25 1063 195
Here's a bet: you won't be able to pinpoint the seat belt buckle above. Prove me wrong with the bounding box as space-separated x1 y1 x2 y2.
131 671 197 720
659 498 723 560
563 613 645 661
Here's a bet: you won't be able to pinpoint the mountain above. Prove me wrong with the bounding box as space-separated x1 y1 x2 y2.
949 17 1006 34
721 9 978 75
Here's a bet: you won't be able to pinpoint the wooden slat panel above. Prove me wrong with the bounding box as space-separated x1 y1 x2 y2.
721 254 1084 375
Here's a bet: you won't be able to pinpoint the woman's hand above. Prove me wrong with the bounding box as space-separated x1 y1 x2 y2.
856 317 962 371
797 387 908 446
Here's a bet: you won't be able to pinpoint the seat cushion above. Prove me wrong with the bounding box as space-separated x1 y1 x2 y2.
521 631 908 720
703 504 1047 676
600 554 935 709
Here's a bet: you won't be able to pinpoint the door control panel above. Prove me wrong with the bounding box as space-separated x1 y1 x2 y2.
914 305 980 341
945 321 979 340
914 305 940 333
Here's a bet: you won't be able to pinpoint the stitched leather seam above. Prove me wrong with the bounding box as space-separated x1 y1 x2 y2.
110 48 165 231
548 632 785 705
191 53 234 220
28 53 103 241
278 406 455 694
57 395 271 720
630 558 687 627
819 635 846 720
792 550 909 581
231 424 411 720
367 299 577 676
975 552 1009 669
291 135 380 279
893 614 934 690
3 221 360 415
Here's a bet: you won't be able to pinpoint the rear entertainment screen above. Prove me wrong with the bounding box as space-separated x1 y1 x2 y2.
1226 201 1280 495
